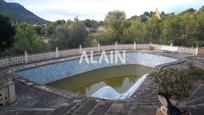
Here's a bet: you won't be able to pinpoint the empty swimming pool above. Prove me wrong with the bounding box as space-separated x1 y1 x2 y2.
16 52 177 99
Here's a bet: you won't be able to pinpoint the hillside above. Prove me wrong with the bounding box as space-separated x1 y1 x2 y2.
0 0 50 24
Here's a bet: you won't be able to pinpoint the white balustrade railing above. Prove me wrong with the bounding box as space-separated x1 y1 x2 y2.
0 43 198 68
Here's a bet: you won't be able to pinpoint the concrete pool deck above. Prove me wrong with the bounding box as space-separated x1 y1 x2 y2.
1 50 204 115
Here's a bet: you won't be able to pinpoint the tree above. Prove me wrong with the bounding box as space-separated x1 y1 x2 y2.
82 19 98 28
32 25 47 36
68 20 88 48
197 6 204 46
0 14 15 52
173 12 198 46
144 16 161 43
94 7 204 46
105 10 127 42
159 14 175 44
96 31 118 45
49 25 69 49
123 19 146 43
50 19 88 49
9 23 46 54
46 20 66 37
181 8 197 14
140 11 154 22
66 19 74 26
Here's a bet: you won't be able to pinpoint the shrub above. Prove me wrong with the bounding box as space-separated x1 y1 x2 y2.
150 68 192 101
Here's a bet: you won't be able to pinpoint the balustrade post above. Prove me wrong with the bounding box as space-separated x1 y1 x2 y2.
195 45 198 56
115 42 118 50
24 50 28 63
79 45 82 53
56 47 59 58
97 43 100 52
149 41 152 50
170 43 173 47
134 42 136 50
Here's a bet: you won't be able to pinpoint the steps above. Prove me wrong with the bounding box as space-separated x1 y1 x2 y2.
50 98 112 115
50 98 88 115
87 101 112 115
50 104 75 115
127 106 158 115
105 103 127 115
186 97 204 106
71 99 98 115
48 79 204 115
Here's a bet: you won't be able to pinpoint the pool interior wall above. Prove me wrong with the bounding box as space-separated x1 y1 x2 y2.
16 52 177 84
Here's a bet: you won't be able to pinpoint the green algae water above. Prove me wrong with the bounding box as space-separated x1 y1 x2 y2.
47 64 152 96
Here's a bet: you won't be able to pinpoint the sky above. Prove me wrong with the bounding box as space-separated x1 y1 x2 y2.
5 0 204 22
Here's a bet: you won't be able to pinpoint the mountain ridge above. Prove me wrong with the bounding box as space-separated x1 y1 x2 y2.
0 0 50 24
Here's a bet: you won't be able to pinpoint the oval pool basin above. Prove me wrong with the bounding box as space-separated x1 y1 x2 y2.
16 52 177 99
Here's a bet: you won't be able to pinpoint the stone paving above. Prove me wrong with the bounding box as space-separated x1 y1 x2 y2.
0 52 204 115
